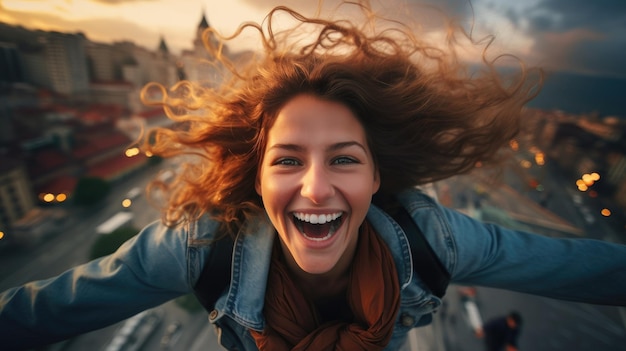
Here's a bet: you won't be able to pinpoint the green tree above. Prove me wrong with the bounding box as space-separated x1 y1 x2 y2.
89 226 138 260
147 155 163 166
174 294 204 314
73 177 110 206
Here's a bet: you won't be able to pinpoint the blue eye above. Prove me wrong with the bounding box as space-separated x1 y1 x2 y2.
333 156 358 165
275 158 300 166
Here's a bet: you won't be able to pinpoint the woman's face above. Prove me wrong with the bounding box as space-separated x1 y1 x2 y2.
256 94 380 275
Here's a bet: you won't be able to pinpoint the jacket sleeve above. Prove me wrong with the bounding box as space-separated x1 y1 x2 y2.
439 204 626 306
0 219 196 350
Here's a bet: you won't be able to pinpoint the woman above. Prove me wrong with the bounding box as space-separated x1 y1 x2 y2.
1 2 625 350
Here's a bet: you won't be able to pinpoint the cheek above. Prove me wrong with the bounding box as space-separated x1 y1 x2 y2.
345 174 378 197
341 177 378 214
257 172 289 212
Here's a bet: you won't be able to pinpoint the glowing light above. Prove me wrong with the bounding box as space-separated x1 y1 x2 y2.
534 152 545 166
125 147 140 157
43 193 55 202
520 160 532 169
0 231 4 240
56 194 67 202
601 208 611 217
590 172 600 181
577 184 588 192
581 173 594 186
122 199 132 208
145 151 153 157
509 139 519 151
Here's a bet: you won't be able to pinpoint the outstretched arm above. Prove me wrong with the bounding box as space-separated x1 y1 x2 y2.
0 219 194 350
441 203 626 306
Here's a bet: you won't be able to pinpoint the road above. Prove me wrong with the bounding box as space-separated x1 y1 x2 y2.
440 285 626 351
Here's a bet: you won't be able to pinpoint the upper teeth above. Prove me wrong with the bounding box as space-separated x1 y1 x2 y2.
294 212 342 224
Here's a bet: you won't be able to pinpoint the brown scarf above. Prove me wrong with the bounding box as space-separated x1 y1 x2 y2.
250 221 400 351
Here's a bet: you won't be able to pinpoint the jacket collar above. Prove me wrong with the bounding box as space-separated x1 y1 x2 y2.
220 214 275 331
217 205 414 330
366 204 414 289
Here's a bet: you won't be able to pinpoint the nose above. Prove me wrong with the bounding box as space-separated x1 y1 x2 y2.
300 163 335 204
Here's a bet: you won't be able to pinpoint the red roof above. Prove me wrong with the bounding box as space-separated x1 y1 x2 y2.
72 130 132 160
87 153 148 180
76 104 127 125
28 148 72 177
137 108 166 120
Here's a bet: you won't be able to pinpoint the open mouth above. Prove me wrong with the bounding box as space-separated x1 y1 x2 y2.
292 212 344 241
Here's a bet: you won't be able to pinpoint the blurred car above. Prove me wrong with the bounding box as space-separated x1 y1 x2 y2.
103 308 162 351
160 321 182 349
125 187 142 200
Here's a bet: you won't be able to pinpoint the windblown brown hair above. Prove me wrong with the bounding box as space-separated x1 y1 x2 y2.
140 1 542 234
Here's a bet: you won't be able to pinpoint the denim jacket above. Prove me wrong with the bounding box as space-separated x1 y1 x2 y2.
2 188 626 350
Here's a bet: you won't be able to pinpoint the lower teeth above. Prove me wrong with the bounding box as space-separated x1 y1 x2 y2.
302 232 333 241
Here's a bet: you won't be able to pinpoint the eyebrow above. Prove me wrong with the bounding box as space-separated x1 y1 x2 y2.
268 141 368 153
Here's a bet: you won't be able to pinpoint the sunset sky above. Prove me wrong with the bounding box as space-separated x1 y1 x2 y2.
1 0 625 80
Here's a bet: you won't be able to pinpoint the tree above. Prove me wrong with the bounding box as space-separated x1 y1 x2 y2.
174 294 204 314
73 176 110 206
89 226 138 260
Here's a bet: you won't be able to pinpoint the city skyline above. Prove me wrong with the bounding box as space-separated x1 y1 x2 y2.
1 0 625 80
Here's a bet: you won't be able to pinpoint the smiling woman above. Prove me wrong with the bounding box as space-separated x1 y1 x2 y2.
256 95 379 276
1 1 626 351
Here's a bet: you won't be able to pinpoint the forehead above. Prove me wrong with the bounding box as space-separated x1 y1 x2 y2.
267 94 367 143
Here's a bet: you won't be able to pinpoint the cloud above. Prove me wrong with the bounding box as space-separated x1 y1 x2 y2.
90 0 158 4
524 0 626 77
0 4 160 50
476 0 626 78
528 0 626 33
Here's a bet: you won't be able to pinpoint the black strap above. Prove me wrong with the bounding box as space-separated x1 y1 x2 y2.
193 234 234 312
193 198 450 311
388 205 450 298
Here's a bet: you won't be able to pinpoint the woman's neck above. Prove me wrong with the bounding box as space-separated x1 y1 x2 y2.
295 269 350 302
278 240 355 301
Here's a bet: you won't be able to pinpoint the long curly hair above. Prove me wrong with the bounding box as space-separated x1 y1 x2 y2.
140 1 542 234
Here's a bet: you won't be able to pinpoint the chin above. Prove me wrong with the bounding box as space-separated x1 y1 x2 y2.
296 259 336 275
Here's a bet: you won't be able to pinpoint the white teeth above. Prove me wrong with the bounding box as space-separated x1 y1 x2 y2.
294 212 342 224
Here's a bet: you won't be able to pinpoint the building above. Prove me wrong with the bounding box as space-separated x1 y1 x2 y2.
0 157 35 231
179 12 229 87
37 31 90 97
0 42 25 83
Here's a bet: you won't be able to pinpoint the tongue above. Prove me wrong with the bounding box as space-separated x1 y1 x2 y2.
302 222 331 238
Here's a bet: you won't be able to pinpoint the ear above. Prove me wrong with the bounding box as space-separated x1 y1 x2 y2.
372 168 381 194
255 175 262 196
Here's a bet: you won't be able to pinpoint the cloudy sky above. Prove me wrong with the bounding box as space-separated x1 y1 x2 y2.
1 0 625 80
